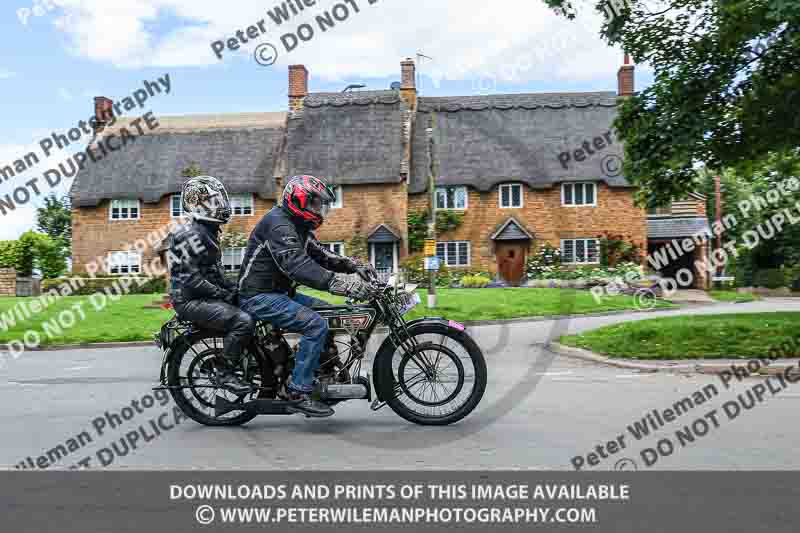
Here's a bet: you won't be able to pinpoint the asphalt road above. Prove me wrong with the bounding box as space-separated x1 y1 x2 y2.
2 298 799 471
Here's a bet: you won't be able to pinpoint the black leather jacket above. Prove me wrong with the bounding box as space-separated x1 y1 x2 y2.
167 220 235 305
238 206 358 299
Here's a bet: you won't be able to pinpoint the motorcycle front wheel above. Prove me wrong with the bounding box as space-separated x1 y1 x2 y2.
379 322 487 426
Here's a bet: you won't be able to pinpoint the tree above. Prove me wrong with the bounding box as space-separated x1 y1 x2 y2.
542 0 800 205
35 194 71 245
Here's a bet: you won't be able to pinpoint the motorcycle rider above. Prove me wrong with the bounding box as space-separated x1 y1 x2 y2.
167 176 255 396
238 175 376 418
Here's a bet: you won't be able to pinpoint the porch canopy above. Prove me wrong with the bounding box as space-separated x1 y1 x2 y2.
368 224 401 243
490 217 534 241
647 217 711 240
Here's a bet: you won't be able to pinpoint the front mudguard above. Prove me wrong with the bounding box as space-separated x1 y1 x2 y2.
372 317 467 402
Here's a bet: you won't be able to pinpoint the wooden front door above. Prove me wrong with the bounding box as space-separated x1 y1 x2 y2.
496 241 527 286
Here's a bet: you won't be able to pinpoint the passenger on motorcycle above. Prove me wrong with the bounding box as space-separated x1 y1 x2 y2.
238 175 377 418
167 176 255 396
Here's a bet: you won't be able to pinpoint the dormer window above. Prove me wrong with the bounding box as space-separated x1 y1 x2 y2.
561 182 596 207
109 199 139 220
499 183 523 208
435 186 468 210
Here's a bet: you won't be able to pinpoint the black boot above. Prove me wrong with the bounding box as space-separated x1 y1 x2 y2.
214 359 253 396
283 387 334 418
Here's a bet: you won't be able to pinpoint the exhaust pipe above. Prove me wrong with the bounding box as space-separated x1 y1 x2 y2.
317 383 369 400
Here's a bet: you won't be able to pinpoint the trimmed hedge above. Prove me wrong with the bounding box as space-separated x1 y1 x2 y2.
42 276 167 296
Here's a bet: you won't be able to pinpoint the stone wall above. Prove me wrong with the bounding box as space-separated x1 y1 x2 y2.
316 182 409 257
71 196 275 273
408 183 647 273
0 268 16 296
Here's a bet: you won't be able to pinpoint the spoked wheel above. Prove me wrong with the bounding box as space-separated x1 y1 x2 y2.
383 323 487 426
167 332 271 426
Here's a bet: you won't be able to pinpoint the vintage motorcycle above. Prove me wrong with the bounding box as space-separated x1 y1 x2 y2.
153 278 487 426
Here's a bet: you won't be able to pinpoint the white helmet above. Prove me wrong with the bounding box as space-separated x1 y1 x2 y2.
181 176 232 224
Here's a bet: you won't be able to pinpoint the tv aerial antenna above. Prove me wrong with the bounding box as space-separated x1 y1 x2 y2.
416 52 433 90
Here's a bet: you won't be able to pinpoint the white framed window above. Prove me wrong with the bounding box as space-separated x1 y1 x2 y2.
329 186 343 209
323 242 345 255
561 182 597 207
170 194 184 218
561 238 600 264
221 247 246 272
435 186 468 210
436 241 470 267
107 251 141 275
109 199 139 220
230 194 254 216
499 183 523 208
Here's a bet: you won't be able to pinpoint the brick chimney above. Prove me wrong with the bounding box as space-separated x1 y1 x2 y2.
617 54 635 97
93 96 114 134
400 58 417 109
288 65 309 112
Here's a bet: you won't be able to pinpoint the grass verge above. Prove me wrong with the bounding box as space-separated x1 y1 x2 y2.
559 312 800 359
0 288 674 347
710 290 760 303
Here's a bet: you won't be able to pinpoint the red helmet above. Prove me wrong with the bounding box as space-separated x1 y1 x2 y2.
281 175 336 228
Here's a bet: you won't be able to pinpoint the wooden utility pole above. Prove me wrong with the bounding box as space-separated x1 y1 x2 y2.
715 174 723 278
427 114 438 308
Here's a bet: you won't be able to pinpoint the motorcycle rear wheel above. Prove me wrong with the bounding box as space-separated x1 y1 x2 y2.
167 332 271 426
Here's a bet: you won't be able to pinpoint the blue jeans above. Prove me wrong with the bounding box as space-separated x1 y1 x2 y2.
240 292 328 393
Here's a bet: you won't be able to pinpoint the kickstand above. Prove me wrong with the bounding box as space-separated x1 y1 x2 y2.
370 398 387 411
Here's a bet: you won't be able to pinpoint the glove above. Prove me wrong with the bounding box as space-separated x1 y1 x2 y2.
329 273 373 301
355 261 378 282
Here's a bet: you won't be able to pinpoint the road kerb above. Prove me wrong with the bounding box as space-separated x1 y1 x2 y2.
548 342 800 376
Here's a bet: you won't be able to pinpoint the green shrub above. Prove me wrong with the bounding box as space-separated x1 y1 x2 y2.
460 275 491 288
525 243 561 278
400 254 491 287
407 210 466 254
598 233 643 267
754 269 787 289
42 276 167 296
0 231 68 278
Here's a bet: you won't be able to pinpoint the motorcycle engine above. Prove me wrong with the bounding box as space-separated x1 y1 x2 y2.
317 332 347 384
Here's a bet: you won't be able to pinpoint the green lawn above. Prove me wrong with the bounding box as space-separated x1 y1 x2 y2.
299 287 674 323
0 288 672 347
560 312 800 359
710 290 760 303
0 294 172 346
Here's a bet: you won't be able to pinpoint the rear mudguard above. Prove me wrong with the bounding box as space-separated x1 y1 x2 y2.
372 317 468 402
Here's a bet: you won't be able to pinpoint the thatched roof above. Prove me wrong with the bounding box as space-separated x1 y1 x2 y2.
410 92 631 193
70 113 287 207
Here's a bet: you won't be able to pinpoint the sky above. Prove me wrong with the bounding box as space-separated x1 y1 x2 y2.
0 0 653 240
